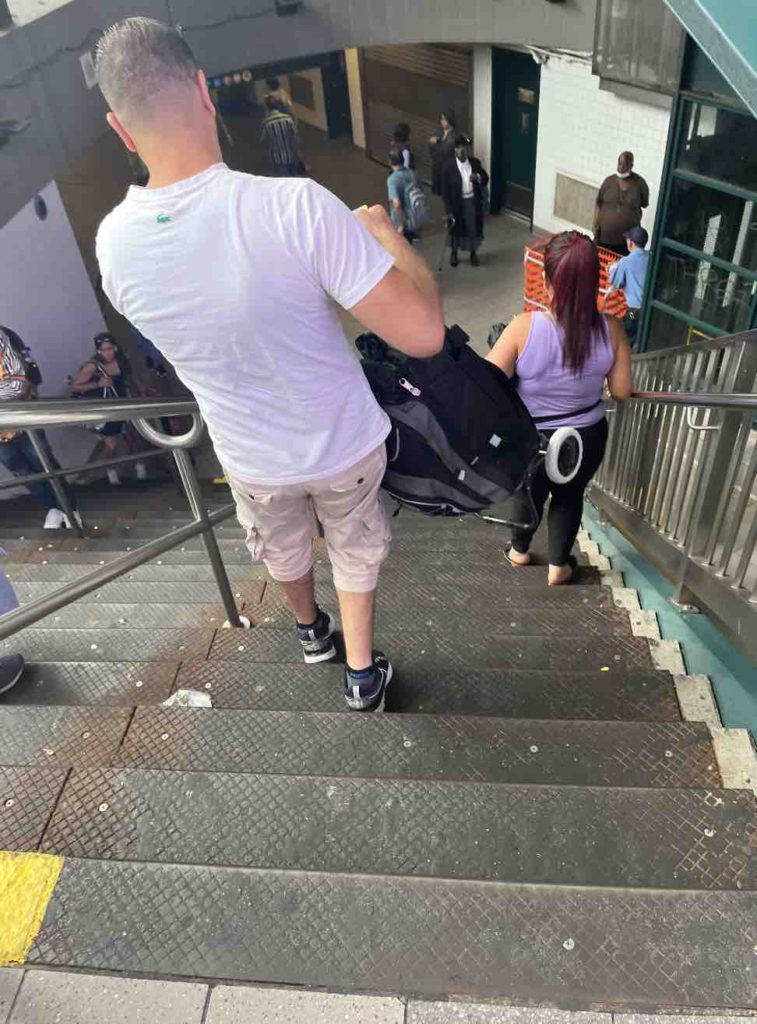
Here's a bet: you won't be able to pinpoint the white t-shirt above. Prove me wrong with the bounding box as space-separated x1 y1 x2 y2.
96 164 393 485
456 158 474 198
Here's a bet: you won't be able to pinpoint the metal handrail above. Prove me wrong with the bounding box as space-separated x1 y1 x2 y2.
0 397 198 431
591 330 757 664
629 391 757 410
0 396 245 636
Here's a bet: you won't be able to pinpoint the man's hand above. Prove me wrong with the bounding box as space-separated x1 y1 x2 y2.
354 205 400 248
349 208 444 359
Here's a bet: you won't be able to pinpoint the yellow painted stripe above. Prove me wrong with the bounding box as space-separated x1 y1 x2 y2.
0 850 63 965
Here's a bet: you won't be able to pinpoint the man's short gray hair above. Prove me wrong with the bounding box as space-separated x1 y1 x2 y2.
96 17 198 122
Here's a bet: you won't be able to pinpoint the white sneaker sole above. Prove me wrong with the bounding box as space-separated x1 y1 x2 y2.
303 644 338 665
345 661 393 712
300 612 336 665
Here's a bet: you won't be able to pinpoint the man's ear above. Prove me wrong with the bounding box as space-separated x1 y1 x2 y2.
197 70 217 117
106 111 138 153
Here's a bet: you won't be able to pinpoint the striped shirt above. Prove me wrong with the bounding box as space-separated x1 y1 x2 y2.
261 110 298 167
0 328 28 400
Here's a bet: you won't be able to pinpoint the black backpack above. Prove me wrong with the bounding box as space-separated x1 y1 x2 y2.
358 326 542 517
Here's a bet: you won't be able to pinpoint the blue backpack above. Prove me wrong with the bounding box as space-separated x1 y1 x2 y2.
404 175 429 233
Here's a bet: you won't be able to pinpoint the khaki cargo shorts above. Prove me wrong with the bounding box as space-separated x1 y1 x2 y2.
227 445 390 593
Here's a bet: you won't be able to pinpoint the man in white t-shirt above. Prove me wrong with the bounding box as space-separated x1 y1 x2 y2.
94 18 443 712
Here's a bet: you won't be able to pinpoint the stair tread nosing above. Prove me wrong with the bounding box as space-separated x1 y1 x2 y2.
29 858 757 1007
175 662 682 720
3 661 178 708
35 603 247 630
115 708 718 788
2 627 215 663
210 627 654 671
40 767 757 891
12 580 265 606
3 563 265 583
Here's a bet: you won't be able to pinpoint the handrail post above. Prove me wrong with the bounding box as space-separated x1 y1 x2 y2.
172 448 243 628
26 429 84 538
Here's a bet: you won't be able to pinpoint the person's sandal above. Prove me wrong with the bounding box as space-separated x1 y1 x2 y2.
548 555 578 587
505 542 532 567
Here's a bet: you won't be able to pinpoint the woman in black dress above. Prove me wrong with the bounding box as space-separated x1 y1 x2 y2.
429 111 456 196
72 333 147 485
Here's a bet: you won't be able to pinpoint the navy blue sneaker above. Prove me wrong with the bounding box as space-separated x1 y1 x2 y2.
343 653 393 712
296 609 336 664
0 654 24 696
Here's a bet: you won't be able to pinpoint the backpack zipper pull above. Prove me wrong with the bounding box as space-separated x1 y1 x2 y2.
399 377 421 397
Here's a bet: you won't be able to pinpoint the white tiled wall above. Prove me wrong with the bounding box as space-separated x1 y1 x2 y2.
533 56 672 237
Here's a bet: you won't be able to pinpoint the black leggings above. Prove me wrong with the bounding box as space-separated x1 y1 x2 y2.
511 418 609 566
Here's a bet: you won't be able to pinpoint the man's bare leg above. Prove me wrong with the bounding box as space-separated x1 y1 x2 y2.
280 569 318 625
335 587 376 671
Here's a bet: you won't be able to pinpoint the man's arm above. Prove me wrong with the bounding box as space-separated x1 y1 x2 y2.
350 205 444 358
640 176 650 208
593 178 606 235
387 179 406 232
295 184 444 360
473 158 489 189
607 258 625 295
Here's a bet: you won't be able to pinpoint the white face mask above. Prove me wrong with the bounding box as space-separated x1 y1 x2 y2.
617 170 632 179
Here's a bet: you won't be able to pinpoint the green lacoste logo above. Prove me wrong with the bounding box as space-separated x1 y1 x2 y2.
156 214 172 224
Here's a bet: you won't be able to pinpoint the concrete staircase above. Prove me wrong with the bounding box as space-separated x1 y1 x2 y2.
1 483 755 1010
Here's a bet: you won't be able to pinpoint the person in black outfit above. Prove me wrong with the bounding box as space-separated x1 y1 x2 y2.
72 333 147 485
441 135 489 268
428 111 456 196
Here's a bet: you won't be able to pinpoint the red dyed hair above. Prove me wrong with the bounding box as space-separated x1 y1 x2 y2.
543 231 602 375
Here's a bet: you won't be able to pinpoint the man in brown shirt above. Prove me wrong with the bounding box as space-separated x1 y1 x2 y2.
593 151 650 255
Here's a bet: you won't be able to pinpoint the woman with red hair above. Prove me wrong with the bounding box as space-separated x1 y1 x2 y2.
488 230 632 584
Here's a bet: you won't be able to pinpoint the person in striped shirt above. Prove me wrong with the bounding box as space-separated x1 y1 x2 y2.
0 326 79 528
260 96 300 177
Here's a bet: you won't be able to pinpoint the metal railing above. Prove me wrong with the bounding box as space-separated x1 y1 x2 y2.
0 398 244 638
590 329 757 663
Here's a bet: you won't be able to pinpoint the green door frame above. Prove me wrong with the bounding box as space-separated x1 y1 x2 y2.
639 83 757 350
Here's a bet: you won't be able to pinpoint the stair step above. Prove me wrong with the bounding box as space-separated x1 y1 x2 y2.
28 858 757 1007
253 588 630 637
3 662 178 707
110 522 245 539
3 627 214 663
0 706 130 767
36 603 241 629
39 767 756 890
13 580 264 606
0 766 68 850
351 551 602 586
3 562 266 583
174 663 681 719
53 531 242 551
115 709 717 788
11 542 252 565
0 538 47 552
210 627 653 672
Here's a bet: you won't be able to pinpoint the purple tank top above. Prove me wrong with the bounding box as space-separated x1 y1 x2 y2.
516 312 613 428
